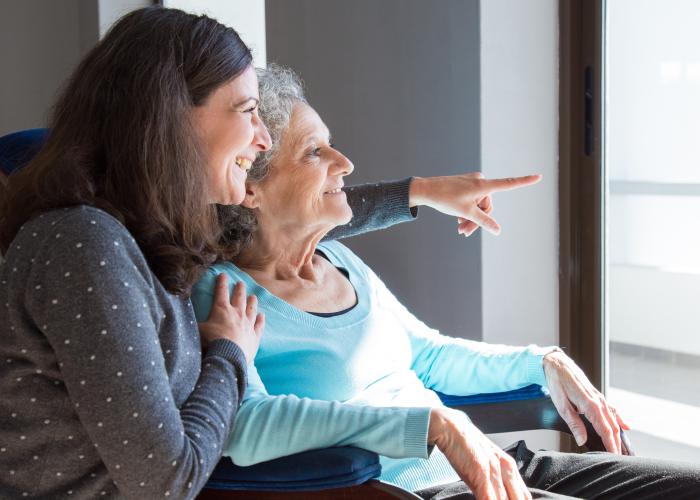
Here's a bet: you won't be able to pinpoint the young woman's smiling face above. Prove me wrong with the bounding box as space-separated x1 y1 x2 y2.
192 65 272 205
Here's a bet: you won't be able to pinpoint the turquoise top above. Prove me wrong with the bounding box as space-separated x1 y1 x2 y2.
191 241 554 491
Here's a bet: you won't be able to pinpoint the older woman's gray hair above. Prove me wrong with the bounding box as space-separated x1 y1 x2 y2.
217 64 307 255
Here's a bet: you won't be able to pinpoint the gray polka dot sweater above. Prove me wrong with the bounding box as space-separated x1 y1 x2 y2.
0 206 246 499
0 178 414 499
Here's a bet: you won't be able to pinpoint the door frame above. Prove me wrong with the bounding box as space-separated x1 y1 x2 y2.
558 0 605 391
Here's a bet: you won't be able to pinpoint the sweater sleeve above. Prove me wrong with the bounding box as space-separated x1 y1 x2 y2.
24 211 246 500
366 267 557 394
225 364 431 465
324 178 418 241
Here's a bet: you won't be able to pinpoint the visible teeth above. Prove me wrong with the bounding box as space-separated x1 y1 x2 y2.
325 188 342 194
235 158 252 171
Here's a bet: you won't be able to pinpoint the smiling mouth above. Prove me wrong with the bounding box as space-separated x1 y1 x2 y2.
323 188 345 195
235 158 253 172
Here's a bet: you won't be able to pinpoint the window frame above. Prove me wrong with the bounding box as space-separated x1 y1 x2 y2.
558 0 605 391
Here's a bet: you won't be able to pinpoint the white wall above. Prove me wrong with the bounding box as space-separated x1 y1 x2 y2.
163 0 266 67
480 0 559 349
479 0 560 451
98 0 150 38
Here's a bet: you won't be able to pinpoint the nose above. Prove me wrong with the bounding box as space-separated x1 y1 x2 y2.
253 113 272 151
331 149 354 177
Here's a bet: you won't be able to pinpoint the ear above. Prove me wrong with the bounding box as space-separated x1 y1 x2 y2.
241 183 261 209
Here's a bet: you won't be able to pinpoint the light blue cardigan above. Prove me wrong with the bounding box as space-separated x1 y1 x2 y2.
191 241 554 491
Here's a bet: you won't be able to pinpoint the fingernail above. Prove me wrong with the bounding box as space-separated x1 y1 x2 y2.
575 434 585 446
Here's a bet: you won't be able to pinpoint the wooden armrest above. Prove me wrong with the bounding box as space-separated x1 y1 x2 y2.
450 396 623 453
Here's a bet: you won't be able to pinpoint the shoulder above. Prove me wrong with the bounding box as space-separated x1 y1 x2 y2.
193 261 247 295
18 205 153 283
23 205 136 249
191 261 246 321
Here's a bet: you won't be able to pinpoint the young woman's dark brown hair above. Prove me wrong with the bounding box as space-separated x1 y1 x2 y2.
0 6 256 295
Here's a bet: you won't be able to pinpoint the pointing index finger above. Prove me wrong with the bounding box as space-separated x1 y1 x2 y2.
482 174 542 193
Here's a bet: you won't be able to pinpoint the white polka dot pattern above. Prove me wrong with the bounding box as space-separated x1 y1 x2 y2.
1 206 247 499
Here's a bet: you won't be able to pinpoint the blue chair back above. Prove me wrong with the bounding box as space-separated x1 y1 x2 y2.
0 128 49 177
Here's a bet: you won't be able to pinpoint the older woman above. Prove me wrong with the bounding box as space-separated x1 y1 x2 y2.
191 65 700 500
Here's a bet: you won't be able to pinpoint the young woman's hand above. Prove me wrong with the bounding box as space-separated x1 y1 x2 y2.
409 172 542 237
429 407 531 500
198 274 265 363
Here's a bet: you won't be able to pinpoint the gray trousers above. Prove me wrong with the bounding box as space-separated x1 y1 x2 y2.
415 441 700 499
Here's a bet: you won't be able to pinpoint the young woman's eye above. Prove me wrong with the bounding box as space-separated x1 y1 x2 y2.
239 102 258 114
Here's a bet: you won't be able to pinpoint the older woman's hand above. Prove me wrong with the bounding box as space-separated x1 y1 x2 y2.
543 350 631 454
408 172 542 236
429 407 531 500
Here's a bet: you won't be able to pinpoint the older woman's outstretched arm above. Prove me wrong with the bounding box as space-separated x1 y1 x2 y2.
324 178 417 240
326 173 542 241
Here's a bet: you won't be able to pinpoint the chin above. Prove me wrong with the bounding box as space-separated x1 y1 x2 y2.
229 190 246 206
212 188 246 206
339 209 353 225
319 204 352 227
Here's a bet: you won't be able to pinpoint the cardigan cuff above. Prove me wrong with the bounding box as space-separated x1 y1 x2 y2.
392 177 419 221
403 407 432 459
205 339 249 403
525 344 561 388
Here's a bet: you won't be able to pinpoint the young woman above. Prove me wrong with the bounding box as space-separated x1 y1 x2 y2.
0 7 271 499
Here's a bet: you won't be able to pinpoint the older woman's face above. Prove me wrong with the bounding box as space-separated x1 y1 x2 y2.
253 102 354 231
193 65 272 205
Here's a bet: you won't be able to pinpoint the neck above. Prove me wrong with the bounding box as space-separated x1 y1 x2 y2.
236 223 331 281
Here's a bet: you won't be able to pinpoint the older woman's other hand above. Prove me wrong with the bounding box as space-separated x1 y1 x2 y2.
543 350 631 454
429 408 531 500
408 172 542 236
198 274 265 363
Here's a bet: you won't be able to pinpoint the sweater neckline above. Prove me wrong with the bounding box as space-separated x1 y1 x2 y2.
221 243 370 330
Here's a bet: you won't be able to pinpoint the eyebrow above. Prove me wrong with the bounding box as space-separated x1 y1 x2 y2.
295 130 332 148
233 97 259 108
